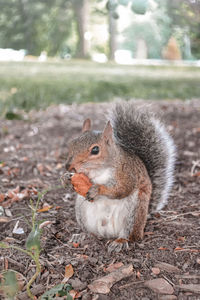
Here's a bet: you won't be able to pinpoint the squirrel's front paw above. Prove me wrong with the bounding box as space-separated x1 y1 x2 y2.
86 185 99 202
60 171 74 189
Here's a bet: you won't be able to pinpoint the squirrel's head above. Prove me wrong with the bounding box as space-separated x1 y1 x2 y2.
65 119 115 174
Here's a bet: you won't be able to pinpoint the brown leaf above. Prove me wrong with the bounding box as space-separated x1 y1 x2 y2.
0 194 5 202
37 205 53 213
62 264 74 283
104 262 124 273
136 270 141 279
0 217 10 223
72 242 80 248
88 264 133 294
7 190 16 199
158 247 168 251
69 289 79 299
13 186 20 194
39 221 53 229
177 236 185 242
174 247 184 251
75 254 89 260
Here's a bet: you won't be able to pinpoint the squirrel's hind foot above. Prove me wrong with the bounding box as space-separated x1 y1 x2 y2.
107 238 129 254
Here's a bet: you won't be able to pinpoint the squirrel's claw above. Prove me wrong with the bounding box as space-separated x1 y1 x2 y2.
86 185 99 202
107 238 129 254
60 171 74 188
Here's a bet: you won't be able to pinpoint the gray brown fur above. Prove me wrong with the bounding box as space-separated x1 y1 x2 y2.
110 102 176 211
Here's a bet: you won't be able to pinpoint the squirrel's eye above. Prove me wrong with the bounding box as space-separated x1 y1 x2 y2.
90 146 99 155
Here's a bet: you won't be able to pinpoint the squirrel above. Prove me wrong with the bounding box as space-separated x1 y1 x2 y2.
61 101 176 252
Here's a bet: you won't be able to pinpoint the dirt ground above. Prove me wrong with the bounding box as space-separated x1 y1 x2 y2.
0 100 200 300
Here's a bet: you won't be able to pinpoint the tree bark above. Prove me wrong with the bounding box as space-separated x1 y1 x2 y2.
72 0 89 58
108 8 117 61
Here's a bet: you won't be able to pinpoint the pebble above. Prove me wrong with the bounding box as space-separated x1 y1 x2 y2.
69 278 87 291
152 267 160 275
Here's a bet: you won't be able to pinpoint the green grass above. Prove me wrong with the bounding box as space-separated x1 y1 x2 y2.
0 60 200 113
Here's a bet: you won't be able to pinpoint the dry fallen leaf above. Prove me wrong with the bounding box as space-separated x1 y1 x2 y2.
174 247 184 251
72 242 80 248
75 254 89 260
0 217 10 223
158 247 168 251
136 270 141 279
62 264 74 283
39 221 53 229
177 236 185 242
104 262 124 273
69 289 79 299
37 205 53 213
0 194 5 203
88 264 133 294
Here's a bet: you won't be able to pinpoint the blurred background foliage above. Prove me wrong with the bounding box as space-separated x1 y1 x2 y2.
0 0 200 60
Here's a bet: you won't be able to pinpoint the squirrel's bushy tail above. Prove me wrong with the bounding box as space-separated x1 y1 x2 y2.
110 102 176 211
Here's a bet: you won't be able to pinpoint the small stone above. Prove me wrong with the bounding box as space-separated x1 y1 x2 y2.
89 257 98 265
152 267 160 275
144 278 174 294
69 278 87 291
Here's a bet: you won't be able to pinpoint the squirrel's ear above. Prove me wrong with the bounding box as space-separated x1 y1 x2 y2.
102 121 113 144
82 118 91 132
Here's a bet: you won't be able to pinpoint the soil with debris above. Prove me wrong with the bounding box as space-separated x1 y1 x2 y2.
0 100 200 300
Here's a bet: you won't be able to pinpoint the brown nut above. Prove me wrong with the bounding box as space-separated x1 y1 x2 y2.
71 173 92 197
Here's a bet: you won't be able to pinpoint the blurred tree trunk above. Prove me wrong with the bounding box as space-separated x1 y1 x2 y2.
108 8 117 61
72 0 89 58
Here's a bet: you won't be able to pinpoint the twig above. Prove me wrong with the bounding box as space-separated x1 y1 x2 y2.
150 211 200 224
119 280 144 290
162 275 175 287
175 274 200 279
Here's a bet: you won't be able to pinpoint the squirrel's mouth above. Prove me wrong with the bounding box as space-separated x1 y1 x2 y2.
70 167 76 173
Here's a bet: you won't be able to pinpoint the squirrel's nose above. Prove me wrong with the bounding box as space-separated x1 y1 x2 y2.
65 161 76 173
65 162 71 170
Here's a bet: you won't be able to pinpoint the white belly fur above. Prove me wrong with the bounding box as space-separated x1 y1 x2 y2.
75 191 138 239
